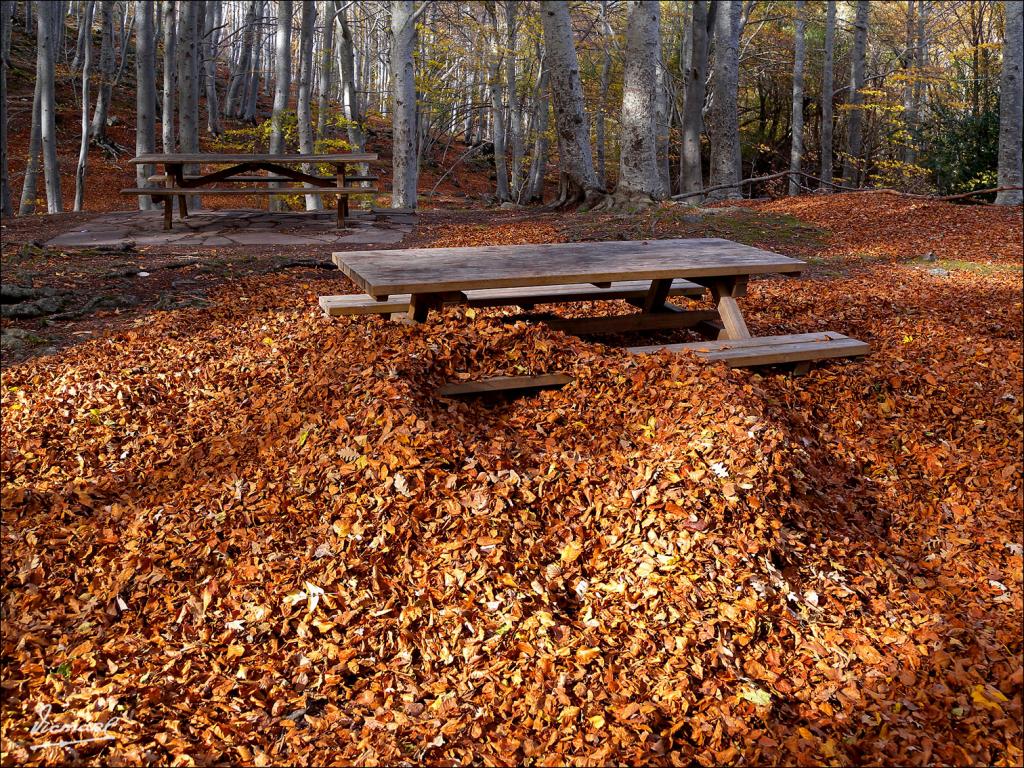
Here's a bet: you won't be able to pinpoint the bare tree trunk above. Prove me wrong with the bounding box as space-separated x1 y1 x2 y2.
679 0 713 197
596 0 611 188
487 4 509 202
113 2 134 87
654 51 671 197
297 0 320 210
539 0 601 208
225 0 256 118
161 0 176 153
19 72 41 214
316 0 335 140
820 0 835 190
177 0 201 208
788 0 806 195
269 0 293 210
0 0 13 216
901 0 917 165
335 0 365 150
72 0 89 69
242 0 263 122
996 0 1023 205
390 0 419 208
842 0 869 187
614 0 662 204
90 0 115 140
525 48 550 203
505 0 524 198
707 0 742 201
136 0 156 209
203 0 222 135
37 0 62 212
75 0 96 211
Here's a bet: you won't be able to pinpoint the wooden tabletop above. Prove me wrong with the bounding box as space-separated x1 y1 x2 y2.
130 152 378 164
335 238 805 298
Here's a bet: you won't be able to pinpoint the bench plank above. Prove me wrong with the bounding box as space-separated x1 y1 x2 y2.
122 186 376 196
319 279 705 317
438 373 571 397
628 332 870 368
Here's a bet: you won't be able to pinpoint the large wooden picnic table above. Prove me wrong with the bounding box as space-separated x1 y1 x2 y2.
334 238 805 339
126 152 379 229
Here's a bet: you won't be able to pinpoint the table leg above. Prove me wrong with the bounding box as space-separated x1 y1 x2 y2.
642 278 673 314
708 278 752 340
336 165 347 229
163 162 180 228
407 293 434 323
163 196 172 230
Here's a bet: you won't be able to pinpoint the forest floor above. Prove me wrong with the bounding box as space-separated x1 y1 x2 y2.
1 191 1022 766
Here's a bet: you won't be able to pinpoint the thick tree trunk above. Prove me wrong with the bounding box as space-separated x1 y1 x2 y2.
269 0 293 210
842 0 869 187
297 0 320 210
37 0 62 212
679 0 713 197
0 0 13 216
995 0 1023 205
136 0 156 210
539 0 602 208
90 0 115 141
161 0 176 153
75 1 96 212
788 0 806 195
487 5 509 203
613 0 662 205
391 0 419 209
316 0 335 141
820 0 835 190
707 0 742 201
203 0 222 136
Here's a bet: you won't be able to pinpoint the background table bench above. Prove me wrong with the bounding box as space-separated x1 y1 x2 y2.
123 152 379 229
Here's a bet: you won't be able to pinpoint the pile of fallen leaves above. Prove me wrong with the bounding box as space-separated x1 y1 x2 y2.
1 195 1021 766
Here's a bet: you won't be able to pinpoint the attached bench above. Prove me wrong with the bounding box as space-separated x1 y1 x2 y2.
318 279 705 317
121 184 378 229
627 331 870 370
437 373 571 397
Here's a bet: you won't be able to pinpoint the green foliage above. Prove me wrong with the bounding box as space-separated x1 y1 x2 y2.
918 102 1000 198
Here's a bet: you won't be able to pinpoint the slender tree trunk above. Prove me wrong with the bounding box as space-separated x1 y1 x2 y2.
203 0 222 135
242 1 263 122
995 0 1023 205
487 5 509 202
390 0 419 208
901 0 917 165
538 0 602 208
596 0 611 188
19 72 42 214
614 0 662 203
820 0 835 190
90 0 115 140
335 0 365 150
679 0 713 197
37 0 62 212
788 0 806 195
505 0 524 198
316 0 335 140
269 0 293 210
526 49 550 203
161 0 176 153
297 0 320 210
707 0 742 201
177 0 201 208
75 1 96 211
72 0 89 69
842 0 869 187
113 2 134 87
654 51 671 197
0 0 13 216
136 0 156 209
225 0 256 118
